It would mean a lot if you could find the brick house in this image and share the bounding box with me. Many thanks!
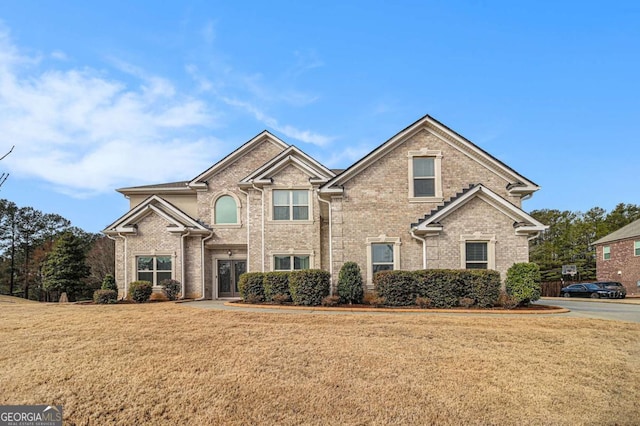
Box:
[104,115,547,299]
[593,219,640,296]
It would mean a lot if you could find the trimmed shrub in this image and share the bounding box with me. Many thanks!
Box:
[272,293,291,304]
[414,270,462,308]
[93,289,117,304]
[459,297,475,308]
[497,292,519,309]
[101,274,118,295]
[505,263,542,306]
[238,272,265,303]
[337,261,364,304]
[160,279,181,301]
[128,281,153,303]
[467,270,502,308]
[289,270,330,306]
[374,271,417,306]
[263,272,290,301]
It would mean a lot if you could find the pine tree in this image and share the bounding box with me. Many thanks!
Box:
[42,232,90,301]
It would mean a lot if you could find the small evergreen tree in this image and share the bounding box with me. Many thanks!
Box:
[41,232,90,301]
[337,261,364,304]
[101,274,118,295]
[505,262,542,306]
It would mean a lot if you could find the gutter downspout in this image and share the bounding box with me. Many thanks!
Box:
[180,230,192,299]
[317,192,333,295]
[106,233,127,300]
[252,183,265,272]
[238,187,250,271]
[196,231,215,300]
[410,229,427,269]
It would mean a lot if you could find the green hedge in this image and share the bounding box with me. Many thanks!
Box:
[238,272,265,303]
[289,270,330,306]
[374,269,501,308]
[128,280,153,303]
[263,272,290,301]
[337,261,364,304]
[505,263,541,306]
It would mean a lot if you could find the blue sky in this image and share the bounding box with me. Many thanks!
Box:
[0,1,638,233]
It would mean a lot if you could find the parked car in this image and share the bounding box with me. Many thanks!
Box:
[594,281,626,299]
[560,283,618,299]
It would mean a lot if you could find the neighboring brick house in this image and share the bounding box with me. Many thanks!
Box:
[593,219,640,296]
[104,115,547,299]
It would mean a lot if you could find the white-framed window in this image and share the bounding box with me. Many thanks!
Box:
[465,242,488,269]
[366,235,401,286]
[459,234,496,270]
[635,241,640,257]
[408,149,443,202]
[136,255,172,285]
[273,189,309,221]
[215,195,238,224]
[603,246,611,260]
[273,255,310,271]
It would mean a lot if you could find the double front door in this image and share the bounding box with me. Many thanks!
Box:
[217,259,246,298]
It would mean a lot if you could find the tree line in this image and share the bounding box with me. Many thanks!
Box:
[0,199,114,301]
[529,203,640,282]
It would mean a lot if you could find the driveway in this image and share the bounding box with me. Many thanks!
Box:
[539,297,640,323]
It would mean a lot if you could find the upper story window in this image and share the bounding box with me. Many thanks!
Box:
[635,241,640,257]
[137,255,172,285]
[215,195,238,224]
[408,149,443,202]
[273,190,309,221]
[603,246,611,260]
[413,158,435,197]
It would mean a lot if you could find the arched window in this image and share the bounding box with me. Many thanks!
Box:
[215,195,238,224]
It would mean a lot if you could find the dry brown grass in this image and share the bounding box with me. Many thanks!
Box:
[1,300,639,425]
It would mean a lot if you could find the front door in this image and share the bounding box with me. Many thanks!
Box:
[217,259,246,298]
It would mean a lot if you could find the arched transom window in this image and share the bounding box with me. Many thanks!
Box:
[215,195,238,224]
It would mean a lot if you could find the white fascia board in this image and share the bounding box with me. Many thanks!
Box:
[189,131,289,187]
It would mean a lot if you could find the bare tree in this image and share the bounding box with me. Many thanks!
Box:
[0,146,14,189]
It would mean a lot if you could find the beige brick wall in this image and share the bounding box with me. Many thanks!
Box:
[332,128,529,285]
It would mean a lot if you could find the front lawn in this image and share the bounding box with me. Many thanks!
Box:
[1,299,639,425]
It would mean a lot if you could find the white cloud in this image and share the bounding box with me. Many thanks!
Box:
[221,96,334,146]
[0,28,218,196]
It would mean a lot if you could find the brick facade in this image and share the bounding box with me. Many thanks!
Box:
[596,239,640,296]
[106,115,544,299]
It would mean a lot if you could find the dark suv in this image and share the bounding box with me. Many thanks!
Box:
[594,282,627,299]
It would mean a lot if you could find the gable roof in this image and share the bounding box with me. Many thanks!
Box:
[103,195,210,235]
[188,130,289,190]
[239,145,336,187]
[320,114,540,196]
[593,218,640,245]
[412,184,547,236]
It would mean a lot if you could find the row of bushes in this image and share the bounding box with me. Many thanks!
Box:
[239,270,332,306]
[93,275,182,304]
[241,262,541,309]
[374,263,540,308]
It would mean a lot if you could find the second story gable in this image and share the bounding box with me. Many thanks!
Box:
[320,114,539,208]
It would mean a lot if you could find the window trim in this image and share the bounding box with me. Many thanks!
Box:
[603,245,611,260]
[408,149,443,203]
[212,191,242,228]
[135,254,174,287]
[634,241,640,257]
[366,235,401,287]
[459,234,496,270]
[269,188,313,223]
